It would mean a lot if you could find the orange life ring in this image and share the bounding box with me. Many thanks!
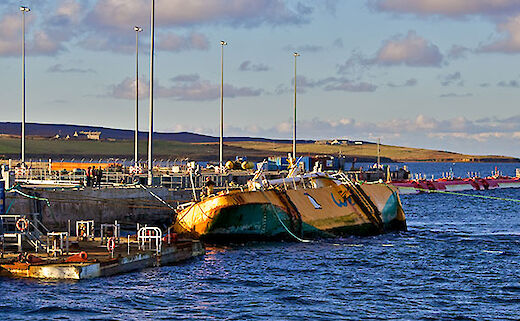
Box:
[16,218,29,232]
[79,251,88,260]
[107,237,116,252]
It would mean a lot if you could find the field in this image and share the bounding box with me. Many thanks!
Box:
[0,136,517,162]
[224,141,517,162]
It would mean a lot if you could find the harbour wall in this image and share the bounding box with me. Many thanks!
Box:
[6,187,195,230]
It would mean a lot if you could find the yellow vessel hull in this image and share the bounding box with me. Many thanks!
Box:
[173,182,406,241]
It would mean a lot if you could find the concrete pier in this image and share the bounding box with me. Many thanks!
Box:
[0,238,204,280]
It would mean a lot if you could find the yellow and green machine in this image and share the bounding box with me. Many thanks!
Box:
[172,172,406,242]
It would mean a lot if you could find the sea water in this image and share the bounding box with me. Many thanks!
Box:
[1,163,519,320]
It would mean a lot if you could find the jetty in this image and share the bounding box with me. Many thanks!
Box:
[0,213,204,280]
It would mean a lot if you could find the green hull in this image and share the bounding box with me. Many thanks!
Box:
[204,202,405,242]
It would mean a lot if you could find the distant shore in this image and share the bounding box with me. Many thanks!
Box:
[0,135,518,163]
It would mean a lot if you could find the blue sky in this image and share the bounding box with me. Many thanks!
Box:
[2,0,520,157]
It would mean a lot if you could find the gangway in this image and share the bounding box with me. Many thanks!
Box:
[0,214,48,253]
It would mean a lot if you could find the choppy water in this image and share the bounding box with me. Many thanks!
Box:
[1,163,520,320]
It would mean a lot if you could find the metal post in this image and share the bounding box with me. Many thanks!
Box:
[134,26,142,167]
[293,52,299,160]
[20,6,30,164]
[377,138,381,168]
[219,41,227,173]
[147,0,155,186]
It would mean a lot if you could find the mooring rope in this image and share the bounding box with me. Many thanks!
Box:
[397,186,520,203]
[139,184,176,211]
[259,189,312,243]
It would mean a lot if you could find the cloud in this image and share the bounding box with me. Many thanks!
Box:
[337,31,443,73]
[375,31,443,67]
[47,64,95,73]
[171,74,200,82]
[369,0,520,18]
[440,72,463,86]
[0,14,67,56]
[108,76,263,101]
[275,76,378,94]
[387,78,418,87]
[439,92,473,98]
[0,1,85,57]
[225,114,520,142]
[322,80,377,92]
[285,38,345,54]
[238,60,269,72]
[497,80,520,87]
[87,0,312,31]
[158,32,209,52]
[447,45,471,60]
[478,15,520,53]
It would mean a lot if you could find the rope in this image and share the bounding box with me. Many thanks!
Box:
[10,188,51,207]
[5,200,14,214]
[398,186,520,203]
[139,184,176,211]
[259,189,311,243]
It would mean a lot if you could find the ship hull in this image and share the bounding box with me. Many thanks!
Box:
[173,182,406,242]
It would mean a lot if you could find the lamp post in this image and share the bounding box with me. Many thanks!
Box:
[147,0,154,186]
[292,52,300,161]
[219,40,227,173]
[20,6,30,164]
[134,26,142,168]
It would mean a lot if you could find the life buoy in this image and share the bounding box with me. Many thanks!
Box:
[107,237,116,252]
[16,218,29,232]
[79,251,88,260]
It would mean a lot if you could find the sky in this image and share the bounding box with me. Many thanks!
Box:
[2,0,520,157]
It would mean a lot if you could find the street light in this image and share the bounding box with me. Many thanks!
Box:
[219,40,227,173]
[148,0,155,186]
[292,52,300,161]
[134,26,143,168]
[20,6,30,164]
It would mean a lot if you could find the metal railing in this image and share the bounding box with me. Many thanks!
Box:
[14,168,235,189]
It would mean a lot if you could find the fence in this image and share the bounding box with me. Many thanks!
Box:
[13,167,235,189]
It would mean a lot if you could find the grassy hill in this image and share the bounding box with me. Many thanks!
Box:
[0,136,517,163]
[224,141,518,162]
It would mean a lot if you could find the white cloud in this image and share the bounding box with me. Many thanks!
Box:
[221,114,520,157]
[375,31,443,67]
[337,31,443,73]
[108,75,263,101]
[370,0,520,17]
[87,0,311,31]
[479,15,520,53]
